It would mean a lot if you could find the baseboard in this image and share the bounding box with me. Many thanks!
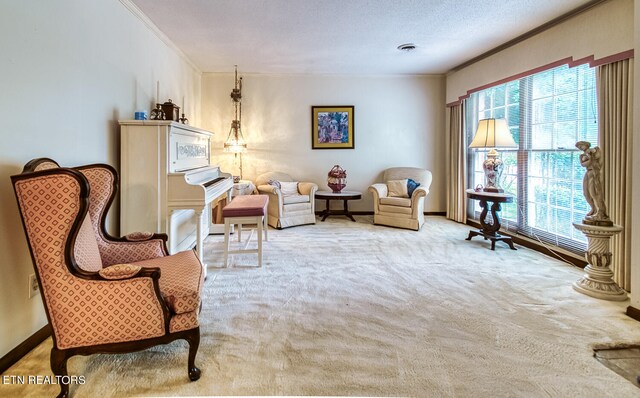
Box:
[0,324,51,374]
[466,220,587,268]
[314,211,447,216]
[315,211,373,216]
[626,306,640,322]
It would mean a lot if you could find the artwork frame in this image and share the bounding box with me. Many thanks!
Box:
[311,106,355,149]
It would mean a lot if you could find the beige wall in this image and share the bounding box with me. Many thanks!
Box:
[0,0,201,357]
[446,0,634,104]
[201,73,446,212]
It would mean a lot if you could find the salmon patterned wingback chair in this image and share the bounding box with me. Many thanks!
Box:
[12,158,204,398]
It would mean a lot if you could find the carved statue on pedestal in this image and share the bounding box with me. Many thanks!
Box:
[572,140,626,301]
[576,141,612,227]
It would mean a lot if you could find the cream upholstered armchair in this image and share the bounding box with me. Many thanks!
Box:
[368,167,433,231]
[255,171,317,229]
[12,158,203,398]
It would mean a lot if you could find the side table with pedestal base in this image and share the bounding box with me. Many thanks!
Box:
[465,188,517,251]
[315,190,362,221]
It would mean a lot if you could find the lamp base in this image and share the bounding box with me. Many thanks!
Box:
[482,149,505,193]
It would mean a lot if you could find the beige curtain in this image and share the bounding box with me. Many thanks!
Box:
[446,102,467,223]
[597,58,634,291]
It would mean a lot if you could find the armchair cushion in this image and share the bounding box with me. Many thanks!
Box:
[283,194,310,205]
[99,263,142,280]
[380,197,412,207]
[124,231,155,241]
[74,213,103,272]
[134,250,203,315]
[407,178,420,197]
[379,204,412,215]
[388,179,409,198]
[280,181,299,196]
[282,202,312,213]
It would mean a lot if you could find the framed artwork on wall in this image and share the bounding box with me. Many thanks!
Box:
[311,106,355,149]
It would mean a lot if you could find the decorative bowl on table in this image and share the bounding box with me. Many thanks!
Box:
[327,165,347,193]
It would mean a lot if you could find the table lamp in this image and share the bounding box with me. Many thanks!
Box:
[469,118,517,192]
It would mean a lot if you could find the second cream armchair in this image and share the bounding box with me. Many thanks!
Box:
[369,167,433,231]
[255,171,318,229]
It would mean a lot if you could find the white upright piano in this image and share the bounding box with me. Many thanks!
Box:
[119,120,232,275]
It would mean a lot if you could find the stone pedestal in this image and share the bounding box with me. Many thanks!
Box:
[572,223,627,301]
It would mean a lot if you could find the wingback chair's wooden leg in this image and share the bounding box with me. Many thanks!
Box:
[185,328,201,381]
[51,347,70,398]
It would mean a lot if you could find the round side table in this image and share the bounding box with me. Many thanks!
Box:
[315,190,362,222]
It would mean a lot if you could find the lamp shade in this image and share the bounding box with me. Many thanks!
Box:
[469,118,517,149]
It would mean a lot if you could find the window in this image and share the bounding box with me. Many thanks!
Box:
[466,63,598,252]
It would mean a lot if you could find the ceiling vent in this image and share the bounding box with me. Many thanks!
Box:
[397,43,417,52]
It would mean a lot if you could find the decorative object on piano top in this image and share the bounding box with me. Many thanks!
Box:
[161,99,181,122]
[180,96,189,124]
[224,65,248,179]
[150,103,165,120]
[327,164,347,193]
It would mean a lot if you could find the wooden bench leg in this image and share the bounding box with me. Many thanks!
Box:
[264,212,268,241]
[223,219,231,268]
[222,214,266,268]
[258,216,263,267]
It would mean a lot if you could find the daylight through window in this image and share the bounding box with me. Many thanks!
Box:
[465,63,598,253]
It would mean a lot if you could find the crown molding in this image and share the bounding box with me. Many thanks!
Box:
[119,0,201,74]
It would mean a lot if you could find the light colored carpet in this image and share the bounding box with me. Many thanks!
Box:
[3,216,640,397]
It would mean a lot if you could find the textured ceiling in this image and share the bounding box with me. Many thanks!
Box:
[131,0,593,75]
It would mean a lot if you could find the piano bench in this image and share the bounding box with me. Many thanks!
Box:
[222,195,269,267]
